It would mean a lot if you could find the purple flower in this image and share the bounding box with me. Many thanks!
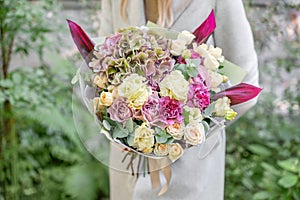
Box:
[187,81,210,111]
[107,97,133,122]
[141,93,166,128]
[159,96,183,125]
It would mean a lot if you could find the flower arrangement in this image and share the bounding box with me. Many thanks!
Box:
[68,10,262,163]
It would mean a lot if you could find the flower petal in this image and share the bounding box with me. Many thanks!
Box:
[192,10,216,45]
[213,83,262,105]
[67,19,95,64]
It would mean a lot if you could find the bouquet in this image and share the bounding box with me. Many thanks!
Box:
[68,10,261,163]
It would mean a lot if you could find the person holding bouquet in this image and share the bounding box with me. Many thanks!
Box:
[96,0,259,199]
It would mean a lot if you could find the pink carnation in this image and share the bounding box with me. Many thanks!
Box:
[187,81,210,111]
[159,96,183,125]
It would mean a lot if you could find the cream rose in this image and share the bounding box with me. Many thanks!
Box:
[170,39,187,56]
[178,30,195,45]
[93,73,107,89]
[214,96,231,116]
[154,143,169,156]
[133,124,155,152]
[168,143,184,162]
[184,122,206,145]
[166,122,184,140]
[99,91,113,106]
[159,70,189,101]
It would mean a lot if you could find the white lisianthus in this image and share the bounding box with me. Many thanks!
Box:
[133,124,155,152]
[178,30,195,45]
[159,70,189,101]
[118,74,151,109]
[184,106,203,122]
[208,70,223,89]
[170,39,187,56]
[214,96,232,116]
[184,122,206,145]
[193,43,209,57]
[204,54,220,71]
[168,143,184,162]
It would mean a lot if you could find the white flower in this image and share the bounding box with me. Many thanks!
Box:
[178,30,195,45]
[170,39,187,56]
[133,124,155,152]
[183,106,203,122]
[193,43,209,57]
[168,143,184,162]
[153,143,169,156]
[214,96,231,116]
[184,122,206,145]
[208,70,223,89]
[166,122,185,140]
[204,54,220,71]
[159,70,189,101]
[99,91,113,106]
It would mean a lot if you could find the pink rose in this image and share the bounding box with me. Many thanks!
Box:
[107,97,133,122]
[186,81,210,111]
[159,96,183,125]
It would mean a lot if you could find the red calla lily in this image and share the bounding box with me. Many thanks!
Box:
[193,10,216,44]
[67,19,95,64]
[213,83,262,105]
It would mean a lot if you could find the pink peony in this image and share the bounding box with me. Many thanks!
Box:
[159,96,183,125]
[187,81,210,111]
[107,97,133,122]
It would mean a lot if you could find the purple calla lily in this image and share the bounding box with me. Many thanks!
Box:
[67,19,95,64]
[193,10,216,45]
[213,83,262,105]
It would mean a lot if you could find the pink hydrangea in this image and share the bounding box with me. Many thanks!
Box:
[187,81,210,111]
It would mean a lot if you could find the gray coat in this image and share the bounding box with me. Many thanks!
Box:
[99,0,259,199]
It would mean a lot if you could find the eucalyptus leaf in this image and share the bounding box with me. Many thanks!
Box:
[102,120,111,131]
[125,118,134,133]
[112,126,129,138]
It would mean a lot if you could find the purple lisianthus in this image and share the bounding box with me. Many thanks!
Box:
[107,97,133,122]
[159,96,183,125]
[141,93,167,128]
[186,81,210,111]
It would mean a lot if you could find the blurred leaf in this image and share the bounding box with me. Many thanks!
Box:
[277,158,300,173]
[248,144,272,157]
[278,173,298,188]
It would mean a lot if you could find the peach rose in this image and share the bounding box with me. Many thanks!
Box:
[168,143,183,162]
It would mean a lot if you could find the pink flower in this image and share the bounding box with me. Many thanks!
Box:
[107,97,133,122]
[187,81,210,111]
[141,93,167,128]
[159,96,183,125]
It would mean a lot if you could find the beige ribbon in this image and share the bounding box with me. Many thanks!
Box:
[148,158,172,196]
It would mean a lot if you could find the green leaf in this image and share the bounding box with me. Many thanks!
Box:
[102,120,111,130]
[278,173,298,188]
[248,144,272,157]
[186,66,199,77]
[253,191,272,200]
[203,102,216,116]
[127,133,135,146]
[183,109,190,125]
[125,118,134,133]
[112,126,129,138]
[277,158,300,173]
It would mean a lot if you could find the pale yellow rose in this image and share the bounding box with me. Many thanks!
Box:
[166,122,184,140]
[178,30,195,45]
[133,124,155,152]
[170,39,187,56]
[93,73,107,89]
[168,143,184,162]
[153,143,169,156]
[184,122,206,145]
[183,106,203,122]
[214,96,231,116]
[127,87,152,109]
[159,70,189,101]
[99,91,113,106]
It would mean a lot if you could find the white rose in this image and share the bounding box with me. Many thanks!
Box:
[99,91,113,106]
[168,143,184,162]
[154,143,169,156]
[178,30,195,45]
[184,122,206,145]
[166,122,185,140]
[214,96,231,116]
[170,39,187,56]
[204,54,220,71]
[159,70,189,101]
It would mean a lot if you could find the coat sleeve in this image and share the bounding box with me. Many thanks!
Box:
[214,0,259,119]
[98,0,114,36]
